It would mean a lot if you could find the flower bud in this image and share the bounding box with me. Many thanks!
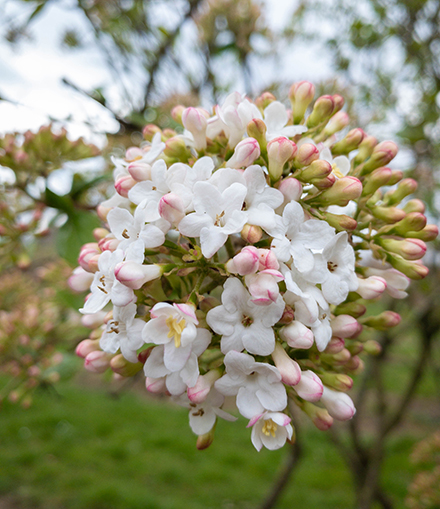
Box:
[226,246,259,275]
[171,105,185,124]
[310,173,337,190]
[182,107,209,150]
[246,270,283,305]
[312,176,362,207]
[404,224,438,241]
[98,235,120,252]
[145,376,167,393]
[115,175,137,198]
[158,193,185,225]
[333,302,366,318]
[256,248,279,270]
[247,119,267,151]
[384,178,418,206]
[363,340,382,355]
[241,224,263,243]
[68,267,94,292]
[379,238,427,260]
[78,243,101,272]
[370,205,406,223]
[76,339,101,358]
[110,354,143,377]
[388,169,404,185]
[323,111,350,136]
[298,159,332,182]
[319,211,357,231]
[294,370,323,402]
[331,128,366,155]
[279,321,314,349]
[331,315,362,339]
[289,81,315,123]
[302,402,334,431]
[320,387,356,421]
[360,310,401,330]
[346,342,363,356]
[306,95,335,128]
[81,311,106,329]
[125,147,143,162]
[196,428,216,450]
[354,135,378,165]
[278,305,295,324]
[162,128,177,139]
[361,141,398,174]
[277,177,302,203]
[324,337,345,354]
[227,137,260,168]
[356,276,387,299]
[93,228,109,241]
[137,346,154,364]
[164,136,190,160]
[332,94,345,113]
[187,370,222,404]
[143,124,161,142]
[386,255,429,280]
[294,143,319,167]
[361,167,393,196]
[402,199,425,214]
[271,343,301,386]
[114,261,163,289]
[267,137,297,181]
[84,350,113,373]
[320,373,353,392]
[322,348,351,365]
[255,91,276,110]
[388,212,427,235]
[128,161,152,181]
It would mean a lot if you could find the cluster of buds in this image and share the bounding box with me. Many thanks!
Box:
[70,82,437,451]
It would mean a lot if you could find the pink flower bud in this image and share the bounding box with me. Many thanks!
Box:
[361,167,393,196]
[306,95,335,128]
[320,211,357,231]
[84,350,113,373]
[370,205,406,223]
[289,81,315,123]
[81,311,106,329]
[158,193,185,225]
[407,223,438,242]
[294,143,320,167]
[87,254,100,273]
[227,246,259,275]
[310,173,336,190]
[379,238,427,260]
[362,141,399,174]
[363,340,382,355]
[331,315,362,339]
[360,310,401,330]
[127,161,152,181]
[146,376,167,393]
[171,105,185,124]
[299,159,333,182]
[114,261,163,289]
[320,373,353,392]
[182,107,209,150]
[164,136,189,159]
[115,175,137,197]
[324,337,345,354]
[256,249,279,270]
[187,370,222,404]
[267,137,297,181]
[294,370,323,402]
[321,387,356,421]
[246,270,283,305]
[98,235,120,252]
[391,212,427,235]
[125,147,143,162]
[271,343,301,386]
[255,91,276,110]
[403,199,425,214]
[227,137,261,168]
[332,128,366,155]
[76,339,101,358]
[279,321,314,349]
[332,94,345,113]
[68,267,94,292]
[78,243,101,272]
[323,111,350,136]
[110,354,143,377]
[277,177,303,203]
[388,256,429,280]
[143,124,161,142]
[384,178,418,206]
[356,276,387,300]
[315,176,362,207]
[247,118,267,149]
[241,224,263,243]
[93,228,109,241]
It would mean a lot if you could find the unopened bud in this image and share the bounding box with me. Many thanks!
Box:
[334,302,366,318]
[300,401,333,431]
[323,111,350,136]
[289,81,315,123]
[125,147,143,162]
[346,342,363,356]
[379,238,426,261]
[360,310,401,330]
[389,212,427,235]
[354,135,378,165]
[84,350,113,373]
[386,255,429,280]
[271,343,301,386]
[115,175,137,198]
[196,427,216,450]
[345,355,362,372]
[143,124,161,142]
[78,243,101,272]
[312,176,362,207]
[158,193,185,225]
[298,159,332,182]
[162,128,177,139]
[277,177,302,203]
[324,337,345,354]
[114,261,163,289]
[267,137,297,181]
[241,224,263,243]
[110,354,143,377]
[404,224,438,241]
[384,178,418,206]
[171,105,185,124]
[68,267,94,292]
[331,315,362,339]
[319,211,357,231]
[363,340,382,355]
[388,169,404,185]
[310,173,336,189]
[294,143,320,167]
[278,305,295,325]
[182,107,209,150]
[356,276,387,299]
[320,373,353,392]
[98,235,120,252]
[402,199,425,214]
[361,141,398,174]
[294,370,323,402]
[332,128,366,155]
[226,246,259,275]
[145,376,167,393]
[128,161,152,181]
[188,370,222,404]
[164,136,190,160]
[306,95,335,128]
[279,321,314,349]
[255,91,276,110]
[370,205,406,223]
[76,339,101,358]
[361,167,393,196]
[227,137,260,168]
[81,312,106,329]
[321,387,356,421]
[247,118,267,151]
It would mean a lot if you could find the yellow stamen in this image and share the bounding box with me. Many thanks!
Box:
[166,315,186,348]
[262,419,278,437]
[331,163,344,179]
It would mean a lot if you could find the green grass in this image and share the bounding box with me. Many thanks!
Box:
[0,376,425,509]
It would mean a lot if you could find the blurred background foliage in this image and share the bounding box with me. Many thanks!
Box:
[0,0,439,508]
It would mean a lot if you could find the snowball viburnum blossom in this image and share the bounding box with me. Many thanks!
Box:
[72,81,435,451]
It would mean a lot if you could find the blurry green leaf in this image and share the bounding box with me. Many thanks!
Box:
[45,188,75,214]
[70,174,110,200]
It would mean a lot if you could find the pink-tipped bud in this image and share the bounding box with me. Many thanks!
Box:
[310,173,336,190]
[332,94,345,113]
[98,235,120,252]
[379,238,427,261]
[289,81,315,123]
[402,199,425,214]
[387,256,429,280]
[267,137,297,181]
[294,370,323,402]
[226,246,259,275]
[362,141,399,174]
[125,147,143,162]
[280,321,314,349]
[164,136,189,160]
[78,243,101,272]
[145,376,167,393]
[294,143,319,167]
[320,373,353,392]
[332,128,366,155]
[306,95,335,128]
[321,387,356,421]
[246,270,283,305]
[361,310,401,330]
[76,339,101,358]
[84,350,113,373]
[298,159,332,182]
[271,343,301,386]
[323,111,350,136]
[182,107,209,150]
[162,128,177,139]
[143,124,161,142]
[127,161,152,182]
[171,105,185,124]
[81,312,106,329]
[110,354,143,377]
[93,228,109,242]
[227,137,260,168]
[158,193,185,225]
[390,212,427,235]
[331,315,362,339]
[314,176,362,207]
[364,340,382,355]
[361,167,393,196]
[114,261,162,289]
[196,428,215,450]
[334,302,367,318]
[320,211,357,232]
[256,248,279,271]
[115,175,137,198]
[247,118,267,150]
[405,224,438,241]
[277,177,303,203]
[370,205,406,223]
[324,337,345,354]
[241,224,263,243]
[354,135,378,165]
[187,370,222,404]
[255,91,276,110]
[68,267,94,292]
[356,276,387,300]
[384,178,418,206]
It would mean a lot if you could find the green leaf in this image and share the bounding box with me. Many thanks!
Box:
[56,210,101,266]
[45,188,75,214]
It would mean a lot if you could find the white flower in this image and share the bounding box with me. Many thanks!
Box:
[206,277,284,355]
[215,350,287,419]
[248,411,293,451]
[178,182,247,258]
[99,302,145,363]
[263,101,307,141]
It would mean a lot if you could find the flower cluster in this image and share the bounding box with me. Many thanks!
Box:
[71,82,437,451]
